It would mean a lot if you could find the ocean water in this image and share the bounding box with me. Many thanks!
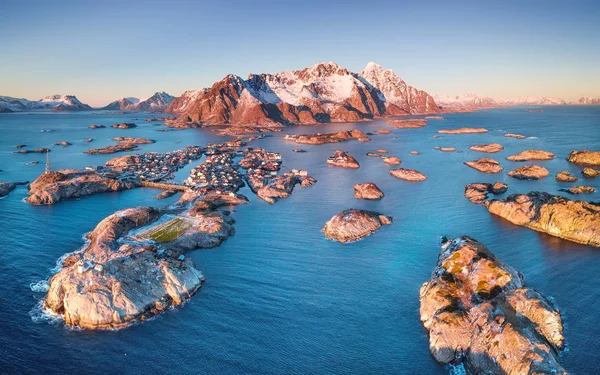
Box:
[0,107,599,374]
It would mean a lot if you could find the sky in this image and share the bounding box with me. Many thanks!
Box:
[0,0,599,107]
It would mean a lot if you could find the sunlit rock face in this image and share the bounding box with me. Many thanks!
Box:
[485,192,600,247]
[420,236,566,375]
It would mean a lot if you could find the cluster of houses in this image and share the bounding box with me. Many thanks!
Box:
[184,152,243,192]
[105,146,204,182]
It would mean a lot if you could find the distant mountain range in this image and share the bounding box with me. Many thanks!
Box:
[165,61,440,126]
[0,94,92,112]
[1,63,598,118]
[100,92,175,112]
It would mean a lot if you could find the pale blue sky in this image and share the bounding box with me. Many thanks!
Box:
[1,0,598,106]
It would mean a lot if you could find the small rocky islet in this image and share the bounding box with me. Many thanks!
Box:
[420,236,566,374]
[353,182,384,200]
[322,209,392,243]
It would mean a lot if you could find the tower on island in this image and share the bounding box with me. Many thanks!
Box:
[45,150,51,174]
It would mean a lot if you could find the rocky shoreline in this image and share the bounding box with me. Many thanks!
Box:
[485,192,600,247]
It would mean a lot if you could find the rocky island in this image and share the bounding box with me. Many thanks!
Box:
[387,119,427,128]
[353,182,384,200]
[485,192,600,247]
[0,181,28,198]
[85,137,155,155]
[504,133,527,139]
[327,150,360,169]
[322,209,392,243]
[26,169,140,205]
[506,149,555,161]
[111,122,137,129]
[389,168,427,181]
[464,158,504,174]
[283,129,369,145]
[556,170,578,182]
[560,185,595,194]
[420,236,566,374]
[508,165,549,180]
[468,143,504,153]
[567,150,600,166]
[438,127,488,134]
[583,167,600,178]
[464,182,507,204]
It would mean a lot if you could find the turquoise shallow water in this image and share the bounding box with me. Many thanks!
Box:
[0,107,599,374]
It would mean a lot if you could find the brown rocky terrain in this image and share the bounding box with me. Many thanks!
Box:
[506,150,555,161]
[0,181,28,197]
[327,150,360,169]
[420,236,566,374]
[583,167,600,178]
[388,119,427,128]
[353,182,384,200]
[464,158,503,174]
[469,143,504,153]
[508,165,549,180]
[55,141,72,146]
[560,185,595,194]
[89,124,106,129]
[438,127,488,134]
[567,150,600,166]
[44,206,210,329]
[485,192,600,247]
[13,148,50,154]
[504,133,527,139]
[111,122,137,129]
[26,169,139,205]
[85,137,155,155]
[464,182,507,204]
[284,130,369,145]
[322,209,392,243]
[555,171,578,182]
[382,156,401,165]
[436,147,456,152]
[389,168,427,181]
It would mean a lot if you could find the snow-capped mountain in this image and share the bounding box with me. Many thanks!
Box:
[433,93,499,112]
[0,94,92,112]
[166,61,441,126]
[570,97,600,105]
[100,92,174,111]
[167,89,208,113]
[500,96,566,106]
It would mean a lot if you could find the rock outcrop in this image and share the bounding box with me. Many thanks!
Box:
[555,171,578,182]
[354,182,384,200]
[438,128,488,134]
[389,168,427,181]
[327,150,360,169]
[26,169,139,205]
[44,207,205,329]
[387,119,427,128]
[567,150,600,166]
[560,185,595,195]
[464,182,507,204]
[504,133,527,139]
[85,137,155,155]
[111,122,137,129]
[284,130,369,145]
[420,236,566,375]
[506,150,555,162]
[322,209,392,243]
[469,143,504,153]
[382,156,401,165]
[464,158,503,174]
[508,165,549,180]
[485,192,600,247]
[0,181,28,197]
[583,167,600,178]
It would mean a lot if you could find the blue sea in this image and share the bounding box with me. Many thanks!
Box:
[0,107,599,374]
